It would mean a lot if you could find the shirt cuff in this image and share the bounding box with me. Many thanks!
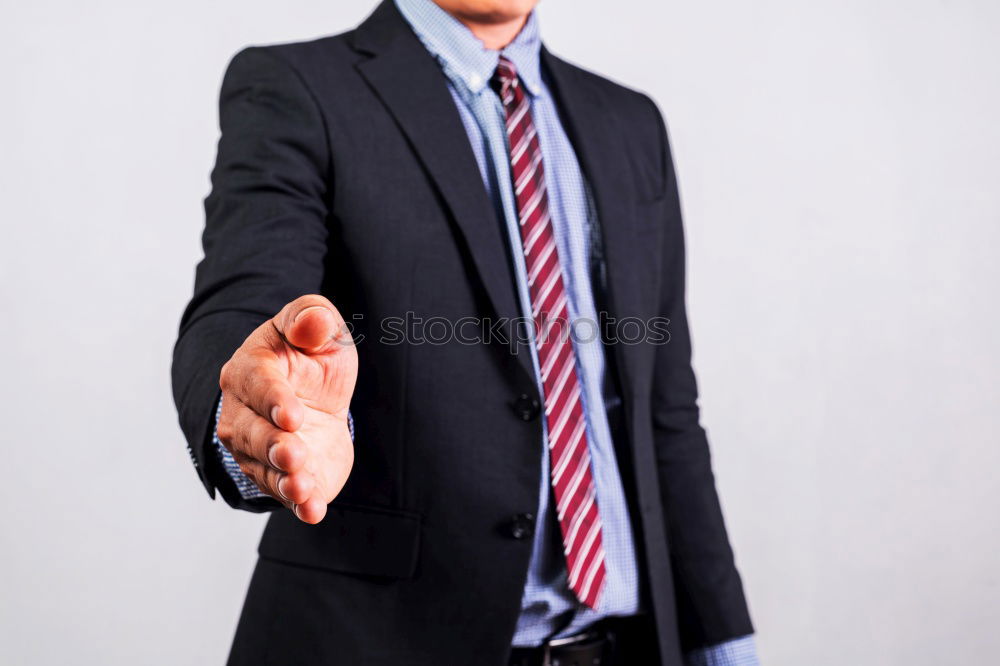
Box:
[686,635,759,666]
[214,396,267,500]
[211,396,357,501]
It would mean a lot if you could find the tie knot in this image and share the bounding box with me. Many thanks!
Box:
[491,56,519,103]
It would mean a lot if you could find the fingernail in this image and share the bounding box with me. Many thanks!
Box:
[294,305,327,323]
[277,476,289,501]
[270,405,280,425]
[267,443,280,468]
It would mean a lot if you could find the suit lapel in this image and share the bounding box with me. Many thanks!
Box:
[352,2,529,374]
[541,49,645,395]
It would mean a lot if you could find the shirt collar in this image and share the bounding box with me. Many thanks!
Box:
[394,0,543,98]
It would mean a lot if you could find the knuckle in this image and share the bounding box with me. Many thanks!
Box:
[219,361,231,390]
[220,355,248,392]
[216,420,233,445]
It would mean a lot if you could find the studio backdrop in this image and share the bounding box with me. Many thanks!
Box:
[1,1,998,664]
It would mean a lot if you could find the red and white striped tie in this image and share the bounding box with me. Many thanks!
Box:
[492,56,606,609]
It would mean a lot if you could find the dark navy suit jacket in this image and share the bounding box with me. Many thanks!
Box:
[171,2,753,663]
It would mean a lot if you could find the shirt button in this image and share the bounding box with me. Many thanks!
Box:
[512,394,541,421]
[468,73,482,88]
[505,513,536,540]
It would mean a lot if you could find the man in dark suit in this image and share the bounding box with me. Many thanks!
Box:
[172,0,758,663]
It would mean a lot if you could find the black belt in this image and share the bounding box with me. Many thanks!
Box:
[508,630,608,666]
[507,615,656,666]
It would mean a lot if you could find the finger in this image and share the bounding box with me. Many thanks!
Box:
[293,496,328,525]
[236,459,315,506]
[223,356,304,432]
[226,401,307,473]
[273,294,353,355]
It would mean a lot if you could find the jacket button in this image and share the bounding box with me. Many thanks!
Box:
[512,394,541,421]
[506,513,535,540]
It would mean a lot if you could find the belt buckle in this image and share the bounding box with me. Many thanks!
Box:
[543,630,599,666]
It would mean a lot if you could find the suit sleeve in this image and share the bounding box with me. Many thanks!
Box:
[643,96,754,649]
[171,46,330,511]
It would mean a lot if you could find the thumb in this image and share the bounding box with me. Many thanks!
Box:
[274,295,353,355]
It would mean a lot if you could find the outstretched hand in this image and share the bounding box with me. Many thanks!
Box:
[217,295,358,524]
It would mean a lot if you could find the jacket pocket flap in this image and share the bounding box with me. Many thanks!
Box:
[258,502,422,579]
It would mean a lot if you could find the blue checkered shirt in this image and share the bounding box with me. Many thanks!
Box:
[215,0,757,661]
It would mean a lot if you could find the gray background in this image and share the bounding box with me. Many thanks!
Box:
[2,1,998,664]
